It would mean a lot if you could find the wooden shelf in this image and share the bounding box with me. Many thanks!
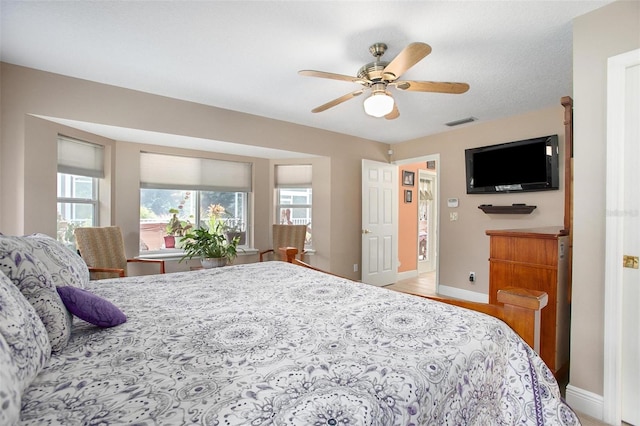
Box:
[478,204,537,214]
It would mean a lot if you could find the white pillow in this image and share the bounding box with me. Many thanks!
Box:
[0,270,51,425]
[0,235,72,352]
[0,332,22,426]
[25,233,89,289]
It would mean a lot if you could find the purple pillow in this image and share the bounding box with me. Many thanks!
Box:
[56,287,126,328]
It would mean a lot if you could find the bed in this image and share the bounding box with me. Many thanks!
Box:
[1,235,579,425]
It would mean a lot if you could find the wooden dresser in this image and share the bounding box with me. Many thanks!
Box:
[486,227,570,375]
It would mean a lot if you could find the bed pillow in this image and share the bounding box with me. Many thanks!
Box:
[0,235,73,352]
[0,269,51,383]
[57,286,127,328]
[0,270,51,425]
[25,233,90,289]
[0,333,21,426]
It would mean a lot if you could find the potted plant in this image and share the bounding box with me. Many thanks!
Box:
[205,203,246,246]
[164,208,192,248]
[179,222,241,268]
[224,218,246,246]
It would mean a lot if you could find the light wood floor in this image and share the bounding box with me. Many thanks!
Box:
[384,271,611,426]
[385,270,437,297]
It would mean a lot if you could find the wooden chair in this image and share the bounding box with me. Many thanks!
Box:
[75,226,166,280]
[259,224,307,262]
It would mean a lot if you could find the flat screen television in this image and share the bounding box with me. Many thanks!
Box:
[465,134,559,194]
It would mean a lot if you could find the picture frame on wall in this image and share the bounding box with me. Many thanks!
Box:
[402,170,415,186]
[404,190,413,203]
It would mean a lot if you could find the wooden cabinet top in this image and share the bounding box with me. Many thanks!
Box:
[485,226,568,239]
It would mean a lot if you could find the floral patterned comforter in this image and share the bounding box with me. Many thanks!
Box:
[20,262,579,425]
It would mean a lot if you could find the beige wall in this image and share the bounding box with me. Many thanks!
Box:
[0,63,388,279]
[393,106,566,295]
[0,61,569,285]
[571,0,640,399]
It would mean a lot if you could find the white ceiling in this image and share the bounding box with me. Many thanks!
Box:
[1,0,611,150]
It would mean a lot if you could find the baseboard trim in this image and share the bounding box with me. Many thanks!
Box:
[437,285,489,303]
[565,384,604,421]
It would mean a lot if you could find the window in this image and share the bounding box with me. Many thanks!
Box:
[275,165,312,247]
[56,137,104,249]
[139,153,252,252]
[140,189,248,251]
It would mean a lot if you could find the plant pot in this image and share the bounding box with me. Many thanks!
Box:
[164,235,175,249]
[174,236,184,249]
[201,257,227,269]
[226,231,246,246]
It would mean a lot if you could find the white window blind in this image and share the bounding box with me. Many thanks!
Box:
[275,164,312,188]
[140,152,252,192]
[57,136,105,178]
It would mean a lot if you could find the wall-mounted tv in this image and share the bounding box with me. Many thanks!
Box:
[465,134,559,194]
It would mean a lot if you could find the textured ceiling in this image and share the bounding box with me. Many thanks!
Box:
[1,1,612,148]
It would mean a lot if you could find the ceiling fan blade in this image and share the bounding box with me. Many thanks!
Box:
[385,103,400,120]
[311,89,365,113]
[382,42,432,81]
[299,70,367,85]
[395,80,470,94]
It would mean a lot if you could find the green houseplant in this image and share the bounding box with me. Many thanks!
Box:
[224,218,246,246]
[164,208,193,249]
[165,208,193,236]
[179,223,240,268]
[205,204,246,245]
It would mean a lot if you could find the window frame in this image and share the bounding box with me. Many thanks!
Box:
[276,187,312,248]
[56,135,105,247]
[56,172,100,248]
[139,188,251,253]
[139,152,254,254]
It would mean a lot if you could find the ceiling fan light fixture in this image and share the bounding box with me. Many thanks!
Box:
[301,41,467,119]
[364,92,394,118]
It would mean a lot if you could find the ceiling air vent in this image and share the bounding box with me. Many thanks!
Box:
[445,116,477,127]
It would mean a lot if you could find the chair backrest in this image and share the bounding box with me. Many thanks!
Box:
[75,226,128,279]
[271,224,307,261]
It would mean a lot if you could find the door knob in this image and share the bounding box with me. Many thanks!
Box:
[362,229,372,234]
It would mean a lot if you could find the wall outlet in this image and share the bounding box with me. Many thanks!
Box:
[469,272,475,283]
[353,263,359,272]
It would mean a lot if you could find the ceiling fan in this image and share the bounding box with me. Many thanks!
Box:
[299,42,469,120]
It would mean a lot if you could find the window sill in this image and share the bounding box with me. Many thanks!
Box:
[138,247,259,260]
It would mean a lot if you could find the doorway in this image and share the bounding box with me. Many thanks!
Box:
[417,169,437,275]
[395,154,439,290]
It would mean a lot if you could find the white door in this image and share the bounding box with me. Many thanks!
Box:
[620,58,640,426]
[603,48,640,425]
[361,159,397,286]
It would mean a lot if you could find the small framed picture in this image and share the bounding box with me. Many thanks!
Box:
[402,170,415,187]
[404,190,413,203]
